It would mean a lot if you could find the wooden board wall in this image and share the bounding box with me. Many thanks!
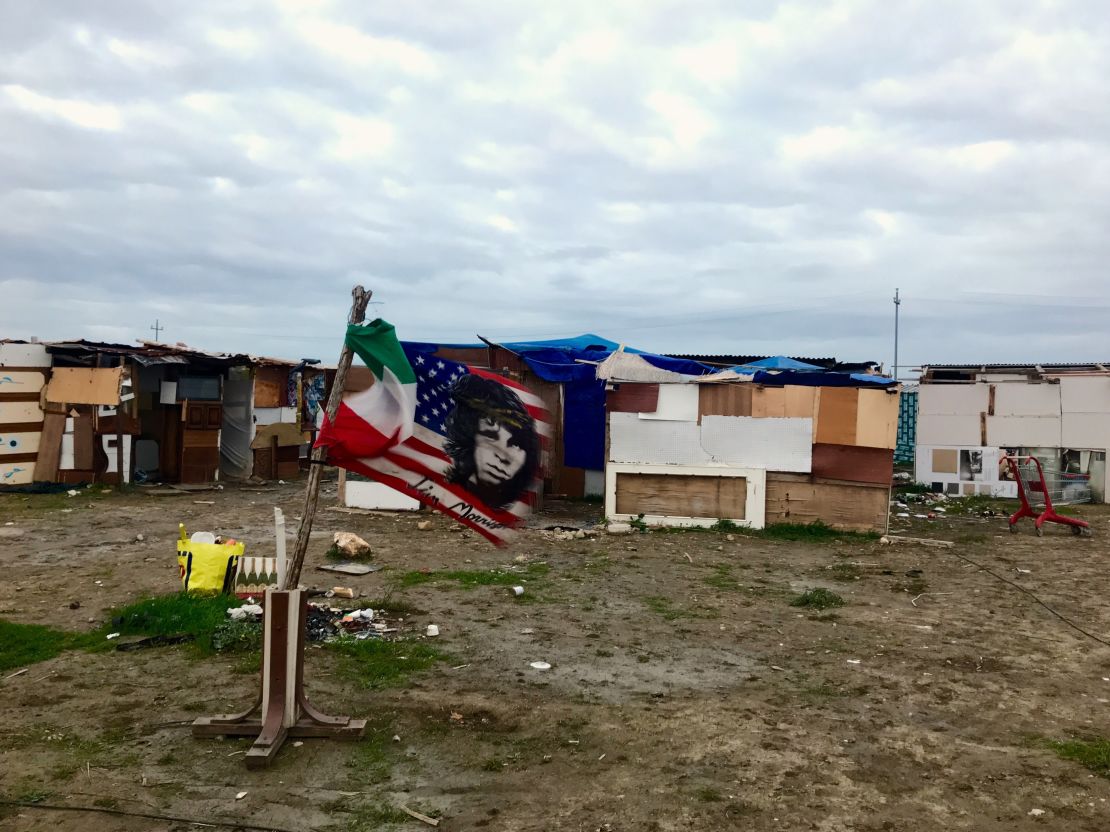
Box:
[698,384,752,418]
[615,472,747,519]
[815,387,858,445]
[608,383,660,414]
[855,389,899,449]
[765,472,888,532]
[811,443,894,485]
[254,366,287,408]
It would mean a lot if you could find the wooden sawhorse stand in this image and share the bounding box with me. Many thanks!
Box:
[191,589,366,768]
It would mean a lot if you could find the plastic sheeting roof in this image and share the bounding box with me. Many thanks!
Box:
[730,355,823,372]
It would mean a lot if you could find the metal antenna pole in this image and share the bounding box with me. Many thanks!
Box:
[893,288,901,381]
[151,319,163,341]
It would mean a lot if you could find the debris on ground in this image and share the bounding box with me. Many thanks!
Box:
[417,520,433,530]
[318,562,381,576]
[332,531,372,558]
[116,633,195,652]
[329,586,357,599]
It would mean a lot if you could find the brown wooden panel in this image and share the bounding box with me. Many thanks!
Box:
[434,346,489,366]
[73,411,95,470]
[185,403,205,429]
[616,473,746,520]
[182,429,220,448]
[811,444,894,485]
[783,386,818,418]
[751,386,786,418]
[608,383,660,414]
[59,469,95,484]
[95,411,141,436]
[254,366,287,408]
[34,408,66,482]
[766,473,887,532]
[181,447,219,483]
[205,404,223,429]
[0,392,41,403]
[697,384,751,418]
[815,387,858,445]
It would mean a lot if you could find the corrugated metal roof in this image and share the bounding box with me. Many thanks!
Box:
[920,362,1110,371]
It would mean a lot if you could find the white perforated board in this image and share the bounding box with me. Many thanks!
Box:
[700,416,812,472]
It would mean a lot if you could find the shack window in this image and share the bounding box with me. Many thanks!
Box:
[177,376,221,401]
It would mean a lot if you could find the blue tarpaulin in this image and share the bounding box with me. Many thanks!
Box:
[731,355,823,372]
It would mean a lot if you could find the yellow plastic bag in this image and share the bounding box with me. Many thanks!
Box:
[177,524,245,594]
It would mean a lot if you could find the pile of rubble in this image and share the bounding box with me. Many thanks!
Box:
[224,599,408,643]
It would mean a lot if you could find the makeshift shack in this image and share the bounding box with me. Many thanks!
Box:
[249,358,330,480]
[600,351,900,532]
[0,341,53,486]
[914,362,1110,502]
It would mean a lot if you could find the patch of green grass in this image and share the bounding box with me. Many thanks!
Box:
[695,786,723,802]
[110,592,236,654]
[704,564,741,591]
[789,588,846,610]
[344,720,396,784]
[1047,737,1110,777]
[643,596,717,621]
[13,788,51,804]
[328,637,445,689]
[0,620,102,674]
[398,563,549,589]
[829,562,862,582]
[756,521,879,543]
[337,802,412,830]
[481,757,505,772]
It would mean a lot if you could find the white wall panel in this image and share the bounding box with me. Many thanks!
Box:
[916,413,983,446]
[609,412,708,464]
[700,416,812,472]
[993,383,1060,417]
[638,383,699,421]
[0,343,50,367]
[1060,377,1110,415]
[0,461,34,484]
[919,384,989,416]
[1061,414,1110,449]
[986,416,1061,447]
[0,431,40,456]
[345,480,421,511]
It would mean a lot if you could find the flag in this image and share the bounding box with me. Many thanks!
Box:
[316,320,550,545]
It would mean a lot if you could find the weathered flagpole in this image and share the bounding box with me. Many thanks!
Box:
[283,285,371,589]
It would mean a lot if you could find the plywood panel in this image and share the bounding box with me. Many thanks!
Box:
[609,412,707,464]
[608,383,660,414]
[616,472,747,519]
[811,444,893,485]
[35,410,65,481]
[0,343,50,367]
[919,384,990,415]
[73,412,95,470]
[0,400,44,425]
[700,416,813,472]
[0,371,46,392]
[931,448,958,474]
[855,389,900,449]
[698,384,752,418]
[639,384,698,421]
[254,366,287,408]
[1061,413,1110,449]
[783,386,818,419]
[993,382,1061,417]
[765,473,887,532]
[44,367,123,406]
[183,429,220,448]
[1060,377,1110,414]
[0,461,34,485]
[0,431,41,456]
[815,387,858,445]
[986,415,1061,447]
[916,413,984,446]
[751,386,787,418]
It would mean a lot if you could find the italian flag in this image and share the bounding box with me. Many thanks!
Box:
[315,320,417,462]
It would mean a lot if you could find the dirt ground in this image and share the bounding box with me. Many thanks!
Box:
[2,480,1110,831]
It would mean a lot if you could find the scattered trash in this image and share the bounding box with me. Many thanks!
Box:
[135,533,145,542]
[846,659,861,665]
[512,585,525,597]
[896,512,910,518]
[193,500,216,505]
[884,536,954,549]
[426,624,440,637]
[1016,567,1031,574]
[520,628,535,635]
[332,532,372,558]
[3,668,29,681]
[318,562,380,576]
[190,531,217,544]
[227,603,264,621]
[1028,808,1045,817]
[106,632,120,640]
[293,741,303,748]
[417,520,432,531]
[530,661,551,670]
[236,791,247,800]
[392,734,401,742]
[330,586,356,599]
[67,489,78,497]
[606,522,632,535]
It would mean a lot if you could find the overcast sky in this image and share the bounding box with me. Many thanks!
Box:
[2,0,1108,375]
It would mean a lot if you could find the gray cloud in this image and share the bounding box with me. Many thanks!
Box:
[2,0,1108,374]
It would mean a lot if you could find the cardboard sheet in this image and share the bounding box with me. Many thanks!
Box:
[815,387,858,445]
[251,422,307,449]
[609,412,707,464]
[700,415,813,472]
[639,383,699,422]
[855,389,899,449]
[931,448,958,474]
[45,367,123,406]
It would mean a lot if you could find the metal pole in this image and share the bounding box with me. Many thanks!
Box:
[893,288,901,381]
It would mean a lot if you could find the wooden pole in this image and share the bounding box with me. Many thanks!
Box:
[283,285,371,588]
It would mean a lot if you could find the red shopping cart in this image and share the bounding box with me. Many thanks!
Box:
[1004,455,1091,536]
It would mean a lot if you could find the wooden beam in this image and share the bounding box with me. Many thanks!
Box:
[283,286,372,589]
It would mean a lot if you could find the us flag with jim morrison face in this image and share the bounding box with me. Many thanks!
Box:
[315,320,550,545]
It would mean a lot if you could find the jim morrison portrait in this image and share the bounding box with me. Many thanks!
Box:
[443,374,540,511]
